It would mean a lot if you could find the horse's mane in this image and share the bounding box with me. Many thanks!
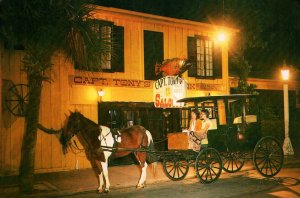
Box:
[73,112,98,127]
[66,111,102,140]
[72,112,102,142]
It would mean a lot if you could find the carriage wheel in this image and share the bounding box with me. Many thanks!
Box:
[163,157,189,181]
[222,151,245,173]
[253,136,284,178]
[5,84,30,117]
[195,148,222,184]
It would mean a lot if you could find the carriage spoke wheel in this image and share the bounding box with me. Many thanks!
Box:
[5,84,30,117]
[163,157,189,181]
[222,151,245,173]
[195,148,222,184]
[253,136,284,178]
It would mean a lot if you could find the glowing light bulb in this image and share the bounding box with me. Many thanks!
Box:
[217,32,227,42]
[281,69,290,81]
[98,89,105,97]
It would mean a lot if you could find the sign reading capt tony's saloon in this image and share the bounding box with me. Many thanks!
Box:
[154,76,187,108]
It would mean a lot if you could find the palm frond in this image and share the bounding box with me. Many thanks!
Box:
[0,0,109,74]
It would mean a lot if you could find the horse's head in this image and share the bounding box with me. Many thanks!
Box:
[60,111,83,154]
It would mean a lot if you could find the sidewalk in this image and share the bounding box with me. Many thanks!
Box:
[1,154,300,198]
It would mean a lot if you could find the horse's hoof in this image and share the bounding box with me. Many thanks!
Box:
[97,187,109,194]
[136,184,145,189]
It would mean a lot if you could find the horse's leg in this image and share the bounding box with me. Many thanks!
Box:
[100,151,111,193]
[94,160,105,193]
[135,152,148,188]
[99,172,104,192]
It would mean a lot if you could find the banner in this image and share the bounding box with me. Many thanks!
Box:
[68,75,223,91]
[153,76,187,108]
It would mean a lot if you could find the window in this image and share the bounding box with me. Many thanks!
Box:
[98,102,181,141]
[99,25,112,70]
[197,38,213,76]
[75,20,124,72]
[144,30,164,80]
[188,36,222,78]
[180,109,190,129]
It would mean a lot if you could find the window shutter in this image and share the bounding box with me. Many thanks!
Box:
[213,42,222,78]
[144,30,164,80]
[187,36,197,77]
[112,25,124,72]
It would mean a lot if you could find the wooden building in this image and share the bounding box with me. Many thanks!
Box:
[0,5,263,175]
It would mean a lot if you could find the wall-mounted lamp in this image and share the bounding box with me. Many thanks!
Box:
[98,89,104,102]
[98,89,105,97]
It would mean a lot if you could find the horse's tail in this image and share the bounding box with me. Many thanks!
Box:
[145,130,158,177]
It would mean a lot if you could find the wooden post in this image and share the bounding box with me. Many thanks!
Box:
[0,41,3,129]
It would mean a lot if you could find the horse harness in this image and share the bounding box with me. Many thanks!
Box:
[98,126,121,154]
[98,126,148,155]
[71,126,148,156]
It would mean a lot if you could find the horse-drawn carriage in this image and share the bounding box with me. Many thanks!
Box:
[61,94,284,193]
[161,94,284,183]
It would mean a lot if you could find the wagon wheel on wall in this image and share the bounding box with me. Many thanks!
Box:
[195,148,222,184]
[253,136,284,178]
[222,151,245,173]
[162,156,190,181]
[5,84,30,117]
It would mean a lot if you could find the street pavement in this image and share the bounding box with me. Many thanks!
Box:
[61,167,300,198]
[0,152,300,198]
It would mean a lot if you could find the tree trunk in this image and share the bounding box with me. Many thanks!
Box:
[19,75,43,193]
[0,42,3,129]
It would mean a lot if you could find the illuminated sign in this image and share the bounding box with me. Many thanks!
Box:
[153,76,187,108]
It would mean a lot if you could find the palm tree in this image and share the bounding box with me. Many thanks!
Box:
[0,0,109,193]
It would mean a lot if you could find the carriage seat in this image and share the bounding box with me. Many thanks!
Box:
[233,115,257,124]
[208,119,217,130]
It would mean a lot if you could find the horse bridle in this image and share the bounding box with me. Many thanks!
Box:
[65,114,85,153]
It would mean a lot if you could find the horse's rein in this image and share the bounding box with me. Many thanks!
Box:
[68,139,84,154]
[67,123,84,154]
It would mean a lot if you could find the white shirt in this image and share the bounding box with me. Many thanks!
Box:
[201,119,211,144]
[190,120,196,131]
[201,119,212,130]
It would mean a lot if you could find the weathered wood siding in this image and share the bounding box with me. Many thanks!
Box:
[0,6,233,175]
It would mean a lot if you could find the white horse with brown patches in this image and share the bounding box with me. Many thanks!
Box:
[60,111,157,193]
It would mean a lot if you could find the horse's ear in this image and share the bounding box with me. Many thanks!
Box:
[68,110,73,114]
